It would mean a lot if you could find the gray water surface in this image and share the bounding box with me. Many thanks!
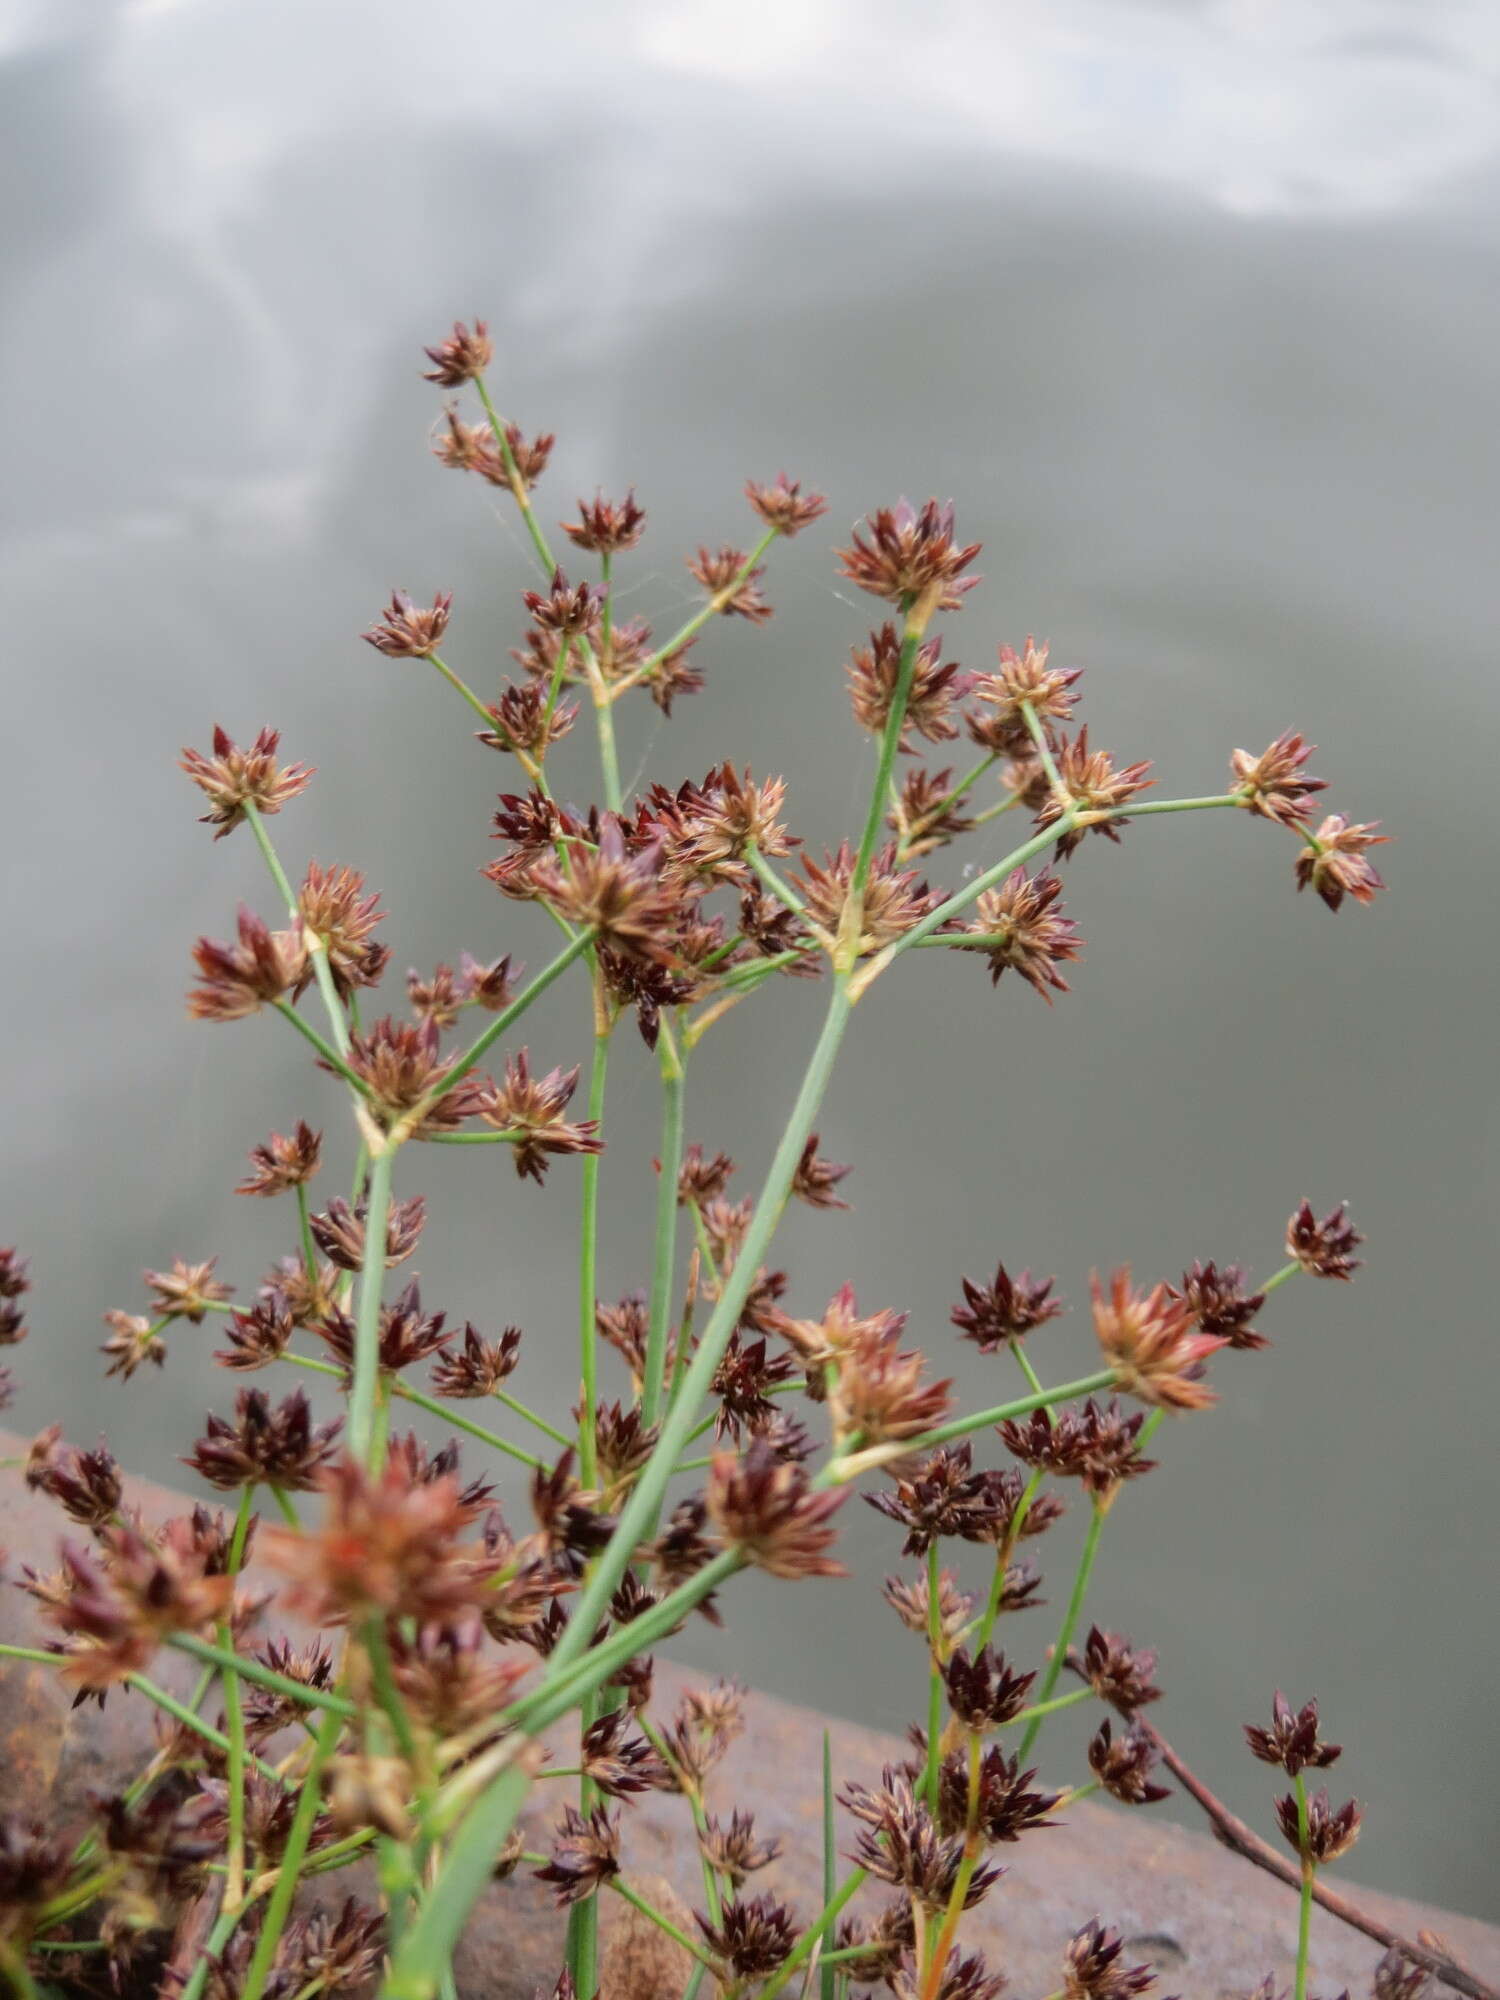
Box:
[2,0,1498,1922]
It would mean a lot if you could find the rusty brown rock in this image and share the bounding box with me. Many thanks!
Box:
[3,1435,1497,1999]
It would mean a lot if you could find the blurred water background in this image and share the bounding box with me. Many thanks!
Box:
[2,0,1498,1919]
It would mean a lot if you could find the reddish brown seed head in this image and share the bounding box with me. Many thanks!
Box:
[180,725,314,839]
[745,474,827,537]
[836,499,982,613]
[420,319,493,386]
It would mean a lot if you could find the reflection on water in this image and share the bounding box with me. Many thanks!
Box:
[2,0,1498,1920]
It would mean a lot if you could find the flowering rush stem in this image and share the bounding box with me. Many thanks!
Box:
[1018,1496,1108,1761]
[239,1705,346,2000]
[576,1023,611,1489]
[1294,1772,1314,2000]
[400,926,597,1130]
[243,800,351,1059]
[642,1019,686,1431]
[348,1145,395,1466]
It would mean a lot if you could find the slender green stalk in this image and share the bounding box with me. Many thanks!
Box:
[381,1763,533,2000]
[616,526,779,691]
[1019,700,1063,793]
[541,635,574,731]
[240,1706,346,2000]
[506,1550,744,1737]
[607,1879,719,1971]
[923,1540,944,1810]
[1018,1498,1107,1760]
[1293,1771,1314,2000]
[974,1467,1045,1650]
[642,1021,685,1430]
[404,927,596,1126]
[492,1388,573,1448]
[821,1731,837,2000]
[744,841,809,918]
[220,1487,257,1906]
[1010,1339,1047,1403]
[1008,1685,1094,1729]
[348,1146,395,1467]
[177,1895,261,2000]
[170,1636,356,1717]
[854,818,1076,985]
[1113,793,1241,818]
[593,696,623,814]
[271,1001,368,1094]
[295,1183,319,1284]
[843,620,922,960]
[754,1868,868,2000]
[1262,1259,1302,1295]
[392,1380,544,1470]
[426,652,498,728]
[269,1484,301,1529]
[549,985,854,1679]
[473,376,558,574]
[243,800,350,1058]
[577,1026,611,1489]
[824,1369,1117,1479]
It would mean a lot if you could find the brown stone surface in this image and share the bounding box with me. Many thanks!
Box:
[3,1436,1497,1998]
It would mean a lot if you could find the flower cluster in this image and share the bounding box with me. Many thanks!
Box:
[0,328,1410,2000]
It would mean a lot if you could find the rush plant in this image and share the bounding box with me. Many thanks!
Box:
[7,318,1471,2000]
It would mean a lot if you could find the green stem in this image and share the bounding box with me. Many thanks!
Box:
[505,1550,744,1739]
[548,983,854,1677]
[240,1706,346,2000]
[541,635,574,732]
[1018,1498,1107,1760]
[1008,1685,1094,1728]
[923,1541,944,1810]
[1294,1771,1314,2000]
[1019,700,1063,794]
[823,1369,1118,1478]
[577,1025,611,1489]
[271,1000,368,1095]
[392,1380,544,1469]
[821,1731,837,2000]
[409,928,596,1124]
[1262,1259,1302,1295]
[642,1022,685,1431]
[744,841,809,918]
[178,1894,263,2000]
[296,1184,318,1286]
[844,618,922,959]
[493,1388,573,1448]
[169,1636,356,1718]
[348,1146,395,1467]
[608,1879,719,1972]
[221,1487,256,1905]
[426,652,499,729]
[628,525,779,685]
[243,800,350,1058]
[974,1467,1045,1650]
[1112,793,1241,818]
[593,696,623,813]
[754,1868,868,2000]
[854,818,1078,985]
[473,376,558,574]
[1010,1339,1047,1404]
[381,1763,532,2000]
